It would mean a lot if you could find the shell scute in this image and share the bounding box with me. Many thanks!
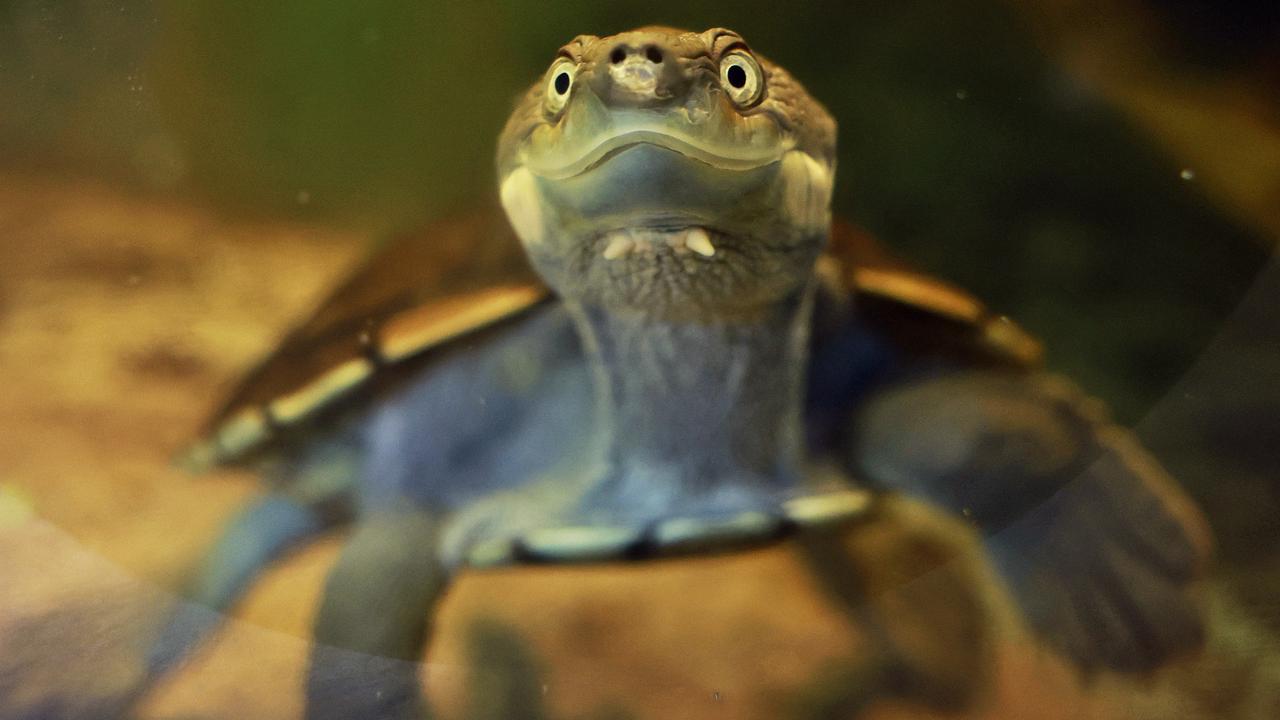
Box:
[194,210,547,466]
[193,215,1040,467]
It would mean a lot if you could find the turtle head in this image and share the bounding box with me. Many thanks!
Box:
[496,27,836,319]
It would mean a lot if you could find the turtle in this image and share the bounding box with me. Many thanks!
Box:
[141,25,1210,720]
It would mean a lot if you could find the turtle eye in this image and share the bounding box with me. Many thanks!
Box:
[545,59,578,113]
[719,50,764,107]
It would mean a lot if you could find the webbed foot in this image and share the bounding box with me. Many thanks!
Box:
[990,427,1210,672]
[853,371,1211,672]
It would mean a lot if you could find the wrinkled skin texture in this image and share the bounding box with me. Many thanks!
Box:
[107,26,1210,720]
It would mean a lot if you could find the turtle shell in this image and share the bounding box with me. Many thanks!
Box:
[190,212,1040,467]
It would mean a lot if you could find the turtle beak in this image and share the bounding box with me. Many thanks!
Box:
[518,81,790,182]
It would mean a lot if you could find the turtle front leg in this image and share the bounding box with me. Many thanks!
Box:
[849,371,1212,672]
[305,509,448,720]
[146,493,338,679]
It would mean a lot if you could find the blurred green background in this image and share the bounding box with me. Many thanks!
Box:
[1,0,1277,614]
[2,0,1271,413]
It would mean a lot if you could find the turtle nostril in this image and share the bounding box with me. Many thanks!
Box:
[610,47,627,64]
[644,46,663,64]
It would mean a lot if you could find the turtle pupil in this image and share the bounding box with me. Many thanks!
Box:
[554,72,571,95]
[727,64,747,89]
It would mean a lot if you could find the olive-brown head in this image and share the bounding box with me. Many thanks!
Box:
[497,27,837,319]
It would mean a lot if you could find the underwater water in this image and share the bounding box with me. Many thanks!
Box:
[0,1,1277,718]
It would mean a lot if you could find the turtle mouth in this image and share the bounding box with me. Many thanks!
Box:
[593,225,727,261]
[526,128,786,180]
[561,220,815,319]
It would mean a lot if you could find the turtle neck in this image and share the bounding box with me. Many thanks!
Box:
[566,286,813,518]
